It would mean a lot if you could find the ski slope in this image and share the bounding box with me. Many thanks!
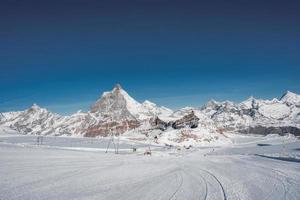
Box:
[0,133,299,200]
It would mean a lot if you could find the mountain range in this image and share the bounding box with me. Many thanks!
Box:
[1,84,299,145]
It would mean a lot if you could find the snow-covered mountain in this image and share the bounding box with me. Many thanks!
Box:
[0,104,97,136]
[1,104,64,135]
[197,91,300,135]
[1,85,300,141]
[91,84,172,120]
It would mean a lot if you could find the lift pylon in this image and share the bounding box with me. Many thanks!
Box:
[105,127,120,154]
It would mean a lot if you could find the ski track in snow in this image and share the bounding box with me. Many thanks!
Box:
[199,169,227,200]
[0,135,300,200]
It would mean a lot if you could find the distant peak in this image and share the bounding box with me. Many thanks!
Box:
[280,90,298,100]
[207,99,219,105]
[244,96,256,102]
[286,90,296,96]
[280,90,300,105]
[284,90,292,96]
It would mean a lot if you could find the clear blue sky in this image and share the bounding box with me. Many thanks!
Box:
[1,0,300,115]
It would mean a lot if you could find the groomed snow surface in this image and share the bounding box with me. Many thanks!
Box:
[0,131,300,200]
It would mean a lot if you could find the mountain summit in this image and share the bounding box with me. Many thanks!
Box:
[280,91,300,106]
[90,84,138,120]
[91,84,172,120]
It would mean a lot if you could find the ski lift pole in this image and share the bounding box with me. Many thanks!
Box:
[282,139,286,156]
[116,134,120,154]
[147,135,152,155]
[105,130,112,153]
[112,134,117,154]
[112,129,117,154]
[113,127,120,154]
[105,129,118,154]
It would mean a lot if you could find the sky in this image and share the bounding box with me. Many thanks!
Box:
[0,0,300,115]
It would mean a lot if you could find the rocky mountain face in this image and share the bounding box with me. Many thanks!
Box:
[1,85,300,138]
[150,117,168,131]
[171,111,199,129]
[91,84,172,120]
[91,84,138,120]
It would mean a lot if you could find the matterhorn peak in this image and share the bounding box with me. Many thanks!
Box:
[90,84,143,119]
[90,85,173,120]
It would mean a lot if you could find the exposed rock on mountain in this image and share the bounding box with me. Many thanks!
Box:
[149,117,168,131]
[239,125,300,136]
[171,111,199,129]
[85,119,140,137]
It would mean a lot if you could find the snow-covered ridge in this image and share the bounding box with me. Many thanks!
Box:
[1,86,300,139]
